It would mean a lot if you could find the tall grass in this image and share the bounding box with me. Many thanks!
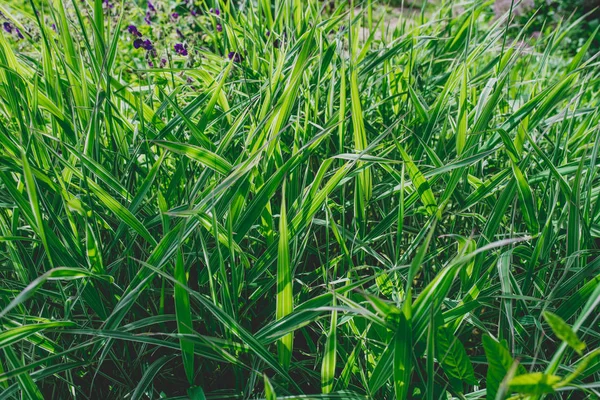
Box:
[0,0,599,398]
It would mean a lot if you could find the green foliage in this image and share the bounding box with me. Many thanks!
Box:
[483,335,527,399]
[0,0,599,398]
[543,311,586,355]
[436,326,477,387]
[513,0,600,54]
[509,372,561,395]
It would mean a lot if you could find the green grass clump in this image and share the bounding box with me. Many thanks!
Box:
[0,0,599,398]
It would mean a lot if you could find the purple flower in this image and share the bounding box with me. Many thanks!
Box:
[133,38,152,50]
[51,23,57,32]
[148,60,154,67]
[127,25,142,37]
[145,1,156,24]
[186,76,194,84]
[210,8,220,16]
[171,12,179,20]
[3,22,12,34]
[160,58,167,67]
[216,24,222,32]
[102,0,113,9]
[190,9,198,16]
[142,39,153,51]
[266,30,271,37]
[15,28,23,39]
[228,52,242,63]
[174,43,188,56]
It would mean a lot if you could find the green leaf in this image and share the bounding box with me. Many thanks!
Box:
[543,311,586,355]
[264,374,277,400]
[276,185,293,370]
[456,66,468,156]
[175,249,195,384]
[393,312,412,400]
[350,64,372,230]
[0,268,112,319]
[509,372,560,395]
[511,162,539,234]
[154,140,232,175]
[436,326,477,385]
[2,347,43,400]
[559,348,600,387]
[321,301,337,393]
[408,86,429,122]
[0,322,74,351]
[397,144,438,217]
[132,355,174,400]
[187,386,207,400]
[88,183,156,245]
[483,335,525,400]
[369,340,394,394]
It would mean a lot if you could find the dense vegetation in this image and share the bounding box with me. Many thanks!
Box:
[0,0,599,398]
[513,0,600,54]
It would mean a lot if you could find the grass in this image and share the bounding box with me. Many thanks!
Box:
[0,0,599,398]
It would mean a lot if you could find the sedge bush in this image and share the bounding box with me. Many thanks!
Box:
[0,0,599,398]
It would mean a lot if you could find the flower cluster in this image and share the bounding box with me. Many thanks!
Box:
[3,22,24,40]
[102,0,113,12]
[134,38,154,51]
[209,8,223,34]
[122,3,248,69]
[127,25,142,37]
[127,23,156,66]
[145,1,157,25]
[228,52,243,63]
[174,43,188,56]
